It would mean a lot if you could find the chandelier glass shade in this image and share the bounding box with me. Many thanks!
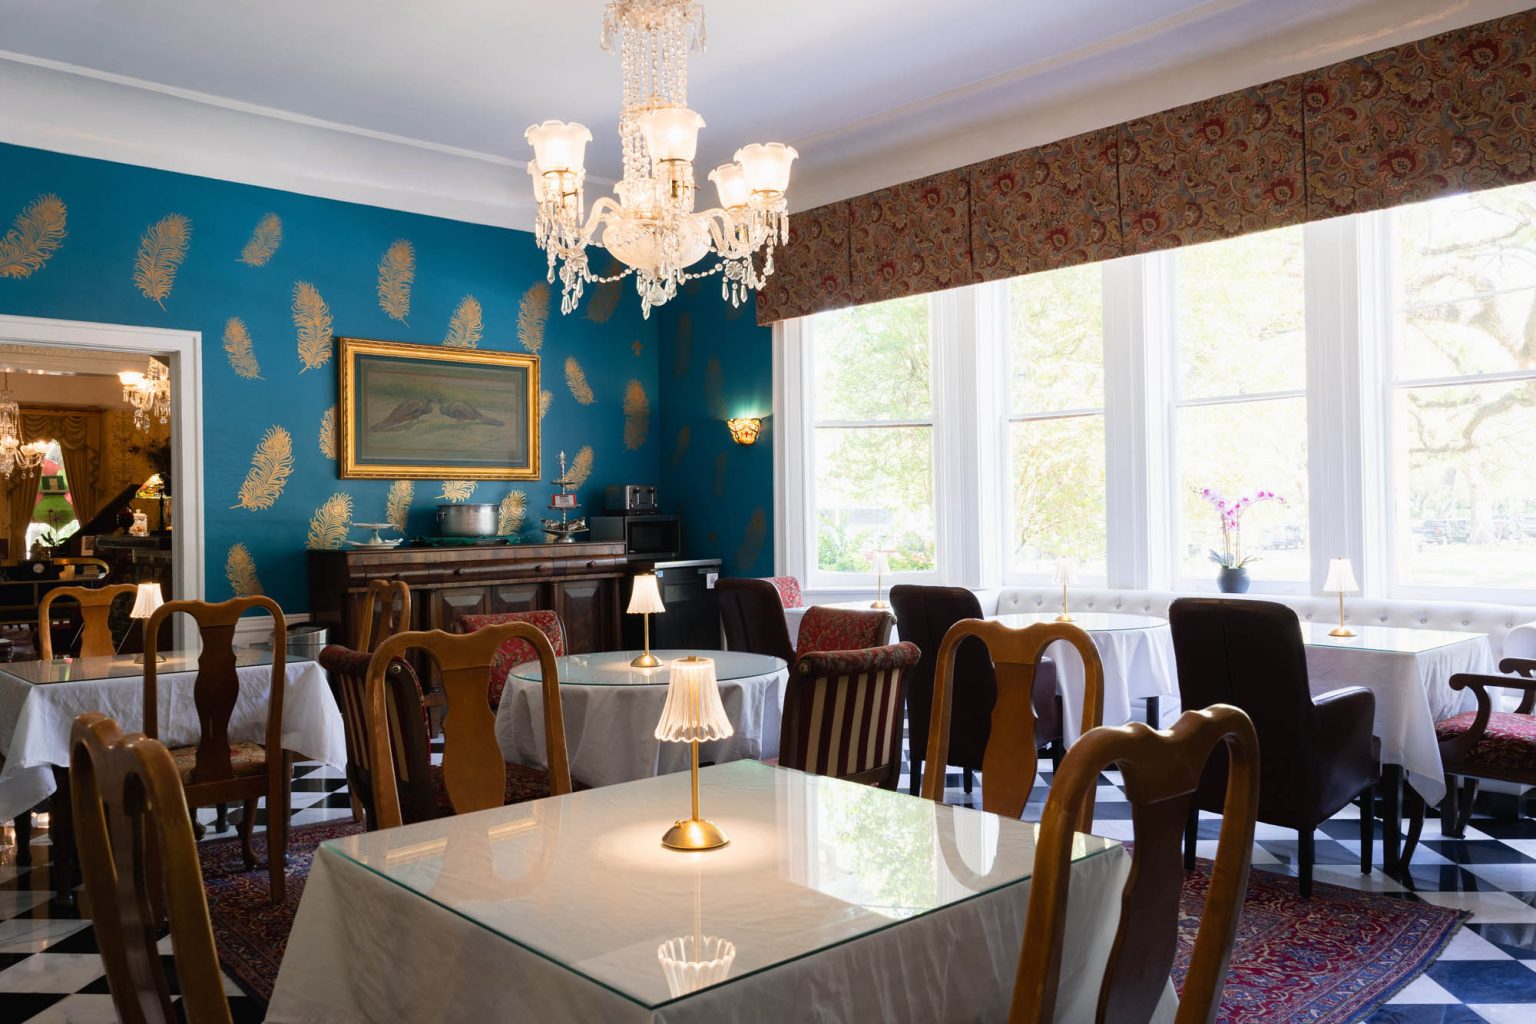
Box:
[0,373,48,479]
[118,358,171,433]
[527,0,797,318]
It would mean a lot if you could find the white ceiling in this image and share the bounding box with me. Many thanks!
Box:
[0,0,1525,225]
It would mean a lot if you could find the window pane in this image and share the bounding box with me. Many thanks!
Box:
[812,296,931,421]
[1177,398,1309,582]
[814,426,935,573]
[1394,379,1536,588]
[1395,182,1536,380]
[1176,226,1306,400]
[1010,263,1103,413]
[1009,415,1106,576]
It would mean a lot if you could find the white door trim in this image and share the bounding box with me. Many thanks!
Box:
[0,314,204,610]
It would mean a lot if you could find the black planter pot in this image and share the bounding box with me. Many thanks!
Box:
[1217,565,1250,593]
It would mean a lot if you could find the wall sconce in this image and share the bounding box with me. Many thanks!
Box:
[726,417,761,446]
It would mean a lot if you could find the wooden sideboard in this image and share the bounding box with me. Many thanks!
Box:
[308,541,627,688]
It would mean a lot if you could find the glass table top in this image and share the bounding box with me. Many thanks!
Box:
[989,611,1168,632]
[1298,622,1487,654]
[0,648,288,686]
[324,759,1118,1009]
[509,650,787,687]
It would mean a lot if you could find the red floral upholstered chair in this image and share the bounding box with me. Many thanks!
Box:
[780,642,922,788]
[1432,659,1536,838]
[794,605,895,658]
[455,610,567,711]
[758,576,804,609]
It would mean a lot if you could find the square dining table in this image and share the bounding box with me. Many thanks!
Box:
[268,760,1165,1023]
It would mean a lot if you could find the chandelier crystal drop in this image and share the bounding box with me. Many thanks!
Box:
[527,0,797,318]
[118,358,171,433]
[0,373,48,478]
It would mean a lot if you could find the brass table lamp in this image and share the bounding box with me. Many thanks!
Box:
[628,572,666,668]
[1052,557,1079,623]
[128,582,166,663]
[1323,557,1359,637]
[870,550,891,610]
[655,656,734,850]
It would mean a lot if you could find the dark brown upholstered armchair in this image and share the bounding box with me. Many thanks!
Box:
[716,577,795,664]
[1168,597,1380,897]
[892,585,1063,798]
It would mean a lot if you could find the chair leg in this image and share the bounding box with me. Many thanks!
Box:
[214,802,229,834]
[908,756,922,797]
[1401,787,1425,872]
[14,810,31,867]
[238,799,258,871]
[1049,739,1065,775]
[1358,786,1373,874]
[962,768,974,795]
[1451,777,1480,838]
[1298,828,1315,899]
[1145,695,1160,728]
[1184,804,1198,871]
[1441,773,1459,840]
[267,755,293,904]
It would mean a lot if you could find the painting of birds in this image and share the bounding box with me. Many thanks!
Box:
[438,400,504,427]
[371,398,433,432]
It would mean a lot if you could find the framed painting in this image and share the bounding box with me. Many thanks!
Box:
[337,337,540,480]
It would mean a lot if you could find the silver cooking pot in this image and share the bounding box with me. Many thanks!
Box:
[436,503,497,537]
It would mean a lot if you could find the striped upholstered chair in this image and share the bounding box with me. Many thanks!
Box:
[454,610,567,711]
[778,642,922,789]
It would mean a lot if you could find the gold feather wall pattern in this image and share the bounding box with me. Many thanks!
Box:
[671,425,691,465]
[673,312,692,378]
[239,213,282,267]
[133,213,191,309]
[623,380,650,450]
[704,356,726,419]
[293,281,334,372]
[225,543,263,597]
[232,425,294,511]
[443,295,483,348]
[517,282,550,352]
[584,259,625,324]
[307,492,354,549]
[564,357,595,405]
[0,194,66,279]
[539,389,553,420]
[497,491,527,535]
[385,479,413,532]
[319,405,337,460]
[222,317,262,380]
[565,445,594,488]
[377,239,414,323]
[736,507,768,572]
[714,452,728,498]
[632,340,644,357]
[438,480,476,503]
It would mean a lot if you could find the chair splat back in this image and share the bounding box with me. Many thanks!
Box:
[1011,707,1259,1024]
[921,619,1104,822]
[357,578,411,652]
[37,583,137,661]
[70,712,233,1024]
[367,623,572,829]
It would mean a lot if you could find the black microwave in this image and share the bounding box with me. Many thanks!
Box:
[590,514,681,560]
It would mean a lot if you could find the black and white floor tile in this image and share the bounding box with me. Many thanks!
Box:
[1,751,1533,1022]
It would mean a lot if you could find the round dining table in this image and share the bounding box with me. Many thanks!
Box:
[987,612,1179,742]
[494,649,788,787]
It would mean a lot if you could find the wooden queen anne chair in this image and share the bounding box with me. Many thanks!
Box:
[70,712,234,1024]
[356,578,411,652]
[37,582,137,661]
[922,619,1105,822]
[366,622,574,829]
[144,596,292,903]
[1010,706,1260,1023]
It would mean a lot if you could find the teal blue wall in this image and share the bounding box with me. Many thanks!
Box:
[656,284,774,577]
[0,142,660,611]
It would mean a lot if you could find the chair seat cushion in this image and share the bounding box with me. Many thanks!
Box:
[167,742,267,783]
[428,761,562,813]
[1436,711,1536,773]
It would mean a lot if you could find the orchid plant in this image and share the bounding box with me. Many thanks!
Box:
[1198,487,1285,568]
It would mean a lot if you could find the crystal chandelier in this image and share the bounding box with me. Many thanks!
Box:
[0,373,48,478]
[526,0,798,318]
[118,358,171,433]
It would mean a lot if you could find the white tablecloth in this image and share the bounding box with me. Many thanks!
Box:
[268,763,1173,1024]
[496,653,788,787]
[1304,635,1494,806]
[0,658,345,822]
[1047,625,1178,743]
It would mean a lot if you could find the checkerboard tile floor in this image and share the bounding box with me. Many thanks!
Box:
[2,753,1533,1022]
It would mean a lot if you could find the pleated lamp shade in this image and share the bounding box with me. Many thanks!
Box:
[1051,558,1079,586]
[1323,557,1360,594]
[655,657,734,743]
[627,573,666,615]
[657,936,737,997]
[130,582,164,620]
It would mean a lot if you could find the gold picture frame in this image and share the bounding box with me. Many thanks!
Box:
[338,337,540,480]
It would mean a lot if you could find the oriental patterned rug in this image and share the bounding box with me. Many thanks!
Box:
[201,827,1465,1020]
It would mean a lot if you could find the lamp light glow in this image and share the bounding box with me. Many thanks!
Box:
[726,417,761,445]
[734,143,798,195]
[655,656,733,851]
[639,108,706,163]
